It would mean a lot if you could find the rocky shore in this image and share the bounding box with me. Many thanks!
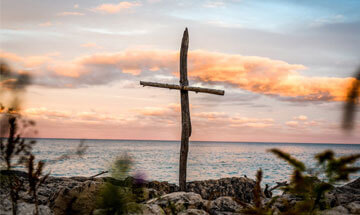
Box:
[1,171,359,215]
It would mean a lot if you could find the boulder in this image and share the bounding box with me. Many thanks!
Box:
[146,180,179,196]
[325,177,360,211]
[344,201,360,214]
[207,196,243,214]
[0,197,12,213]
[96,204,165,215]
[139,204,166,215]
[178,209,210,215]
[17,202,53,215]
[50,180,102,215]
[147,192,205,214]
[187,177,255,202]
[320,205,349,215]
[0,202,53,215]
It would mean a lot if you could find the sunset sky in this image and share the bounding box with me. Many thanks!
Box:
[1,0,360,143]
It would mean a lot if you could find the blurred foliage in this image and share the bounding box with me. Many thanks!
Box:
[1,61,36,171]
[26,154,49,215]
[240,169,277,215]
[1,61,39,215]
[0,114,37,170]
[0,62,31,91]
[0,110,38,215]
[95,155,142,215]
[0,61,32,115]
[241,149,360,215]
[343,67,360,130]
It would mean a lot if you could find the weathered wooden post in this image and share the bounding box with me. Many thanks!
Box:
[140,28,225,191]
[179,28,191,191]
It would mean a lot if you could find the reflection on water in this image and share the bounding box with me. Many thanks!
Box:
[29,139,360,187]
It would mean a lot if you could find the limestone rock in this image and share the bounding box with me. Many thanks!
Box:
[0,202,53,215]
[147,192,205,214]
[331,178,360,205]
[178,208,210,215]
[320,205,349,215]
[187,177,256,202]
[139,204,165,215]
[50,180,102,215]
[146,180,179,196]
[344,201,360,214]
[1,170,358,215]
[207,196,242,214]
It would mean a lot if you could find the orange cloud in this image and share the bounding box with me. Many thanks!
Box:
[1,49,355,101]
[0,51,23,62]
[92,2,141,14]
[186,50,354,101]
[1,51,54,68]
[286,120,299,128]
[77,50,354,101]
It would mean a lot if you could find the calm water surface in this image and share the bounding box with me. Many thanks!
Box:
[28,139,360,187]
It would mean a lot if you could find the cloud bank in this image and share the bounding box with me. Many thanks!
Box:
[1,49,355,102]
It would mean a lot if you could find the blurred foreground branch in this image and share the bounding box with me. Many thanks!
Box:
[343,66,360,130]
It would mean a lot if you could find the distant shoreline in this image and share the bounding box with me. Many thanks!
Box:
[3,137,359,146]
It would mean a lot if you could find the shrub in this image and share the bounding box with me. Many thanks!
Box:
[95,155,141,215]
[241,149,360,215]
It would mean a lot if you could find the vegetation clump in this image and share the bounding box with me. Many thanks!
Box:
[95,155,143,215]
[241,149,360,215]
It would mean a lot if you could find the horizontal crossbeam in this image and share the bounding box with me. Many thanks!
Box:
[140,81,225,96]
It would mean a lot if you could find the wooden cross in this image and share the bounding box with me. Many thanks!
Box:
[140,28,225,191]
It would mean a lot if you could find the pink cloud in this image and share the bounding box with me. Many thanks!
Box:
[294,115,308,121]
[24,107,130,124]
[229,116,274,128]
[38,22,53,27]
[24,108,72,119]
[0,51,55,68]
[1,49,355,101]
[0,51,23,62]
[57,12,85,16]
[138,106,178,117]
[193,112,227,120]
[285,118,321,129]
[19,106,360,143]
[81,43,102,49]
[285,121,299,128]
[92,2,141,14]
[75,50,355,101]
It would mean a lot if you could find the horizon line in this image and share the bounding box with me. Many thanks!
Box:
[6,137,359,145]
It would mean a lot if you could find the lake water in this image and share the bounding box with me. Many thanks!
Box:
[27,139,360,187]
